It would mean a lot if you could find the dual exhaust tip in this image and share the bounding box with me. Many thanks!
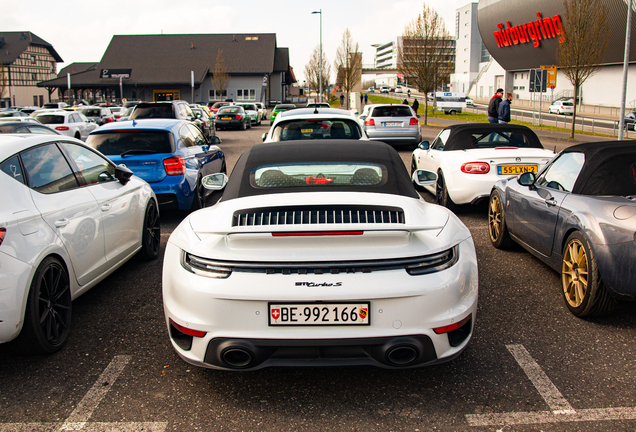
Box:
[219,341,422,369]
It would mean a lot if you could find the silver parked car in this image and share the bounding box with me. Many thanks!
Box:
[362,104,421,149]
[489,141,636,317]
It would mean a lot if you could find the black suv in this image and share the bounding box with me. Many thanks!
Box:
[130,101,215,139]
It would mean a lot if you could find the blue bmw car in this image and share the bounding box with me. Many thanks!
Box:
[86,119,225,210]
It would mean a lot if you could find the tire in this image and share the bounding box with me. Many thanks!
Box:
[561,231,615,317]
[242,121,247,130]
[191,176,205,211]
[410,158,417,177]
[74,132,81,140]
[488,190,514,249]
[435,173,459,211]
[140,199,160,260]
[16,257,72,354]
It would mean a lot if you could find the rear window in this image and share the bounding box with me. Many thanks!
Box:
[86,131,175,155]
[212,102,229,108]
[562,102,574,106]
[130,105,174,119]
[271,119,362,141]
[469,131,535,148]
[275,105,296,110]
[80,109,102,117]
[252,162,386,189]
[35,115,65,124]
[371,106,413,117]
[240,104,257,111]
[218,107,242,114]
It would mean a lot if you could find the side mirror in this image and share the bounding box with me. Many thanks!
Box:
[418,141,430,150]
[518,172,536,187]
[359,115,366,120]
[209,135,222,145]
[115,164,134,185]
[202,173,228,190]
[262,133,267,142]
[412,169,437,186]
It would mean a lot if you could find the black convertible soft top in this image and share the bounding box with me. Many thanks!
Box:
[222,140,420,200]
[562,141,636,195]
[440,123,543,151]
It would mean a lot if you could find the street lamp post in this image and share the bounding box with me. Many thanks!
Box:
[312,9,322,102]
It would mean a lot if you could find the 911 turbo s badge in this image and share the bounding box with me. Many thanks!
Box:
[295,282,342,287]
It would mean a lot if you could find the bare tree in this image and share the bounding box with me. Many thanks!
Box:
[557,0,609,139]
[210,49,230,99]
[362,79,375,90]
[304,45,331,100]
[398,3,454,125]
[334,29,362,110]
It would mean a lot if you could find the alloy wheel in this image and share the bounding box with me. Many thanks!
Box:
[562,239,589,308]
[37,261,71,346]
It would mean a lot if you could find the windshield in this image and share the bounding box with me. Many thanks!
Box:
[271,119,362,141]
[251,162,386,188]
[86,131,175,155]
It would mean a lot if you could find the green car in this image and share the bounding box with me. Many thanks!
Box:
[270,104,296,124]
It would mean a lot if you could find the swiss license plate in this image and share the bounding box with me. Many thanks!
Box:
[498,165,537,175]
[221,117,232,120]
[269,302,370,326]
[383,122,401,127]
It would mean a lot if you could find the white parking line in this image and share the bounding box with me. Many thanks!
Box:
[466,344,636,427]
[505,344,575,415]
[0,356,167,432]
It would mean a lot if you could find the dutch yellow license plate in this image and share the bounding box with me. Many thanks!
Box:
[301,129,313,133]
[498,165,537,175]
[221,117,232,120]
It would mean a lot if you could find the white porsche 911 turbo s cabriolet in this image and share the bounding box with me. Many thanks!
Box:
[162,140,478,370]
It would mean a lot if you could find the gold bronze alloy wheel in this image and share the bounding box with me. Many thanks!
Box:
[560,231,615,317]
[562,238,588,308]
[488,194,502,242]
[488,190,512,249]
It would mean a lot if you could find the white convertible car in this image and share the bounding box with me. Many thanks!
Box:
[0,134,160,354]
[411,124,555,209]
[162,140,478,370]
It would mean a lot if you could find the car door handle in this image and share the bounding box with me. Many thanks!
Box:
[545,197,558,207]
[101,203,112,212]
[54,218,69,228]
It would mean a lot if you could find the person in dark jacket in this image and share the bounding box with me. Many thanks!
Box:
[412,98,419,113]
[498,92,513,123]
[487,88,504,123]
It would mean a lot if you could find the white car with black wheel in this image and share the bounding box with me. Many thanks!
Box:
[0,134,161,354]
[411,124,555,210]
[162,140,478,370]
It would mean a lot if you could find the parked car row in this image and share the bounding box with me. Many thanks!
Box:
[2,100,634,376]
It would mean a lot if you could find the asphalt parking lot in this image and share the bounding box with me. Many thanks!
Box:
[1,123,635,432]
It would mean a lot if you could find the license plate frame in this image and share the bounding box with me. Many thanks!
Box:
[268,302,371,326]
[497,165,538,175]
[383,121,402,127]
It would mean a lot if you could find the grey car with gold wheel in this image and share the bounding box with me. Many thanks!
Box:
[488,141,636,317]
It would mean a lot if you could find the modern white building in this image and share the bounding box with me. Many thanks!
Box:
[450,2,491,95]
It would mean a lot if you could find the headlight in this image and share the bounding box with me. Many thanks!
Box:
[182,252,232,278]
[405,245,458,276]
